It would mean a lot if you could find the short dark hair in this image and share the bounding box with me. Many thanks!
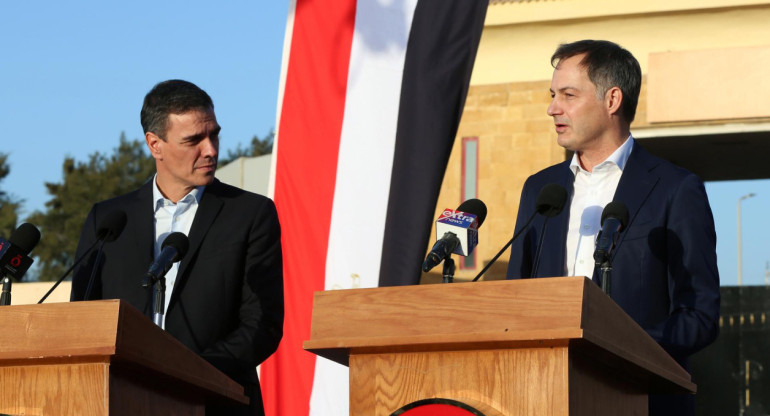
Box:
[140,80,214,138]
[551,40,642,123]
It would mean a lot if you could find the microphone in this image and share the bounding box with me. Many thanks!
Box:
[593,201,629,295]
[0,223,40,280]
[142,232,190,328]
[40,210,127,303]
[593,202,629,265]
[1,223,41,306]
[422,199,487,273]
[535,183,569,218]
[83,210,129,300]
[472,183,568,282]
[530,183,570,278]
[141,232,190,288]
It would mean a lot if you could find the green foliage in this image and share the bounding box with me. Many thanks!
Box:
[0,153,22,239]
[220,130,274,165]
[28,133,156,281]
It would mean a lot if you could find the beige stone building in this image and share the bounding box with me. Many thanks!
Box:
[427,0,770,282]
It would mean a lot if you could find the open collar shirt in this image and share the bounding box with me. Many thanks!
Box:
[566,135,634,277]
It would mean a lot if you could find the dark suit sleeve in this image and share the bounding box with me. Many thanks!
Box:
[646,174,720,358]
[507,177,537,279]
[199,199,284,376]
[70,204,101,301]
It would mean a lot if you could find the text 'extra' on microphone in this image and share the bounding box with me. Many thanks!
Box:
[473,183,568,282]
[1,223,41,306]
[593,201,629,266]
[422,198,487,273]
[142,232,190,288]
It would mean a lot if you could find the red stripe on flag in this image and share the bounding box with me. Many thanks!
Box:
[260,0,357,415]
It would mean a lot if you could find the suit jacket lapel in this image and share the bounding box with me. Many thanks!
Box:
[538,161,574,277]
[611,141,660,256]
[171,180,224,299]
[133,181,156,269]
[130,180,156,314]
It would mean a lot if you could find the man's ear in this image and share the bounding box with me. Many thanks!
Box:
[146,132,163,160]
[606,86,623,116]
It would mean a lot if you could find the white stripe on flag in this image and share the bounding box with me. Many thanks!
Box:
[309,1,419,415]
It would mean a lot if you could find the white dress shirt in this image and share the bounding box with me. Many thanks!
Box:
[152,175,204,328]
[566,136,634,277]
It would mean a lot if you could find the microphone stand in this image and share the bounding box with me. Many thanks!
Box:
[83,239,108,300]
[471,209,540,282]
[39,237,103,303]
[1,276,12,306]
[153,276,166,328]
[530,218,550,278]
[599,260,612,296]
[442,256,455,283]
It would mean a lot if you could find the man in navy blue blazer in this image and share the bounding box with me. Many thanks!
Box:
[506,40,720,416]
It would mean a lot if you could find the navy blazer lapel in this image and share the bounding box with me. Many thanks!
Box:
[173,180,224,294]
[611,141,660,254]
[133,180,156,267]
[537,160,574,277]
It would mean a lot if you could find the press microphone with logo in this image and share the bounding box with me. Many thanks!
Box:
[593,201,629,295]
[472,183,568,281]
[1,223,41,306]
[142,232,190,288]
[422,199,488,273]
[42,210,127,303]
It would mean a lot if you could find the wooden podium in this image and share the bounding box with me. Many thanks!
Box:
[304,277,695,416]
[0,300,247,416]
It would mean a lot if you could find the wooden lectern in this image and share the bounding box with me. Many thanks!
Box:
[304,277,695,416]
[0,300,247,416]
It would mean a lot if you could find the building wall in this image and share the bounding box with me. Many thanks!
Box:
[425,1,770,281]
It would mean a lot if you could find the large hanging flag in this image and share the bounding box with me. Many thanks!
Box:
[260,0,488,414]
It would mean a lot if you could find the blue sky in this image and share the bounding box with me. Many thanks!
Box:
[2,2,768,286]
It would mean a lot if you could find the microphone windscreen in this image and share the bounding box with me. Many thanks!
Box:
[97,210,128,242]
[161,232,190,261]
[457,198,488,227]
[9,223,41,254]
[601,201,629,230]
[535,184,568,218]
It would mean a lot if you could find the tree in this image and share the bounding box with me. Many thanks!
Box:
[28,133,156,281]
[220,130,274,165]
[0,153,22,240]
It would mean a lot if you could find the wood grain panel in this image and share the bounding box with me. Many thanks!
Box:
[569,354,647,416]
[307,278,585,352]
[0,301,119,360]
[350,348,569,416]
[0,363,108,416]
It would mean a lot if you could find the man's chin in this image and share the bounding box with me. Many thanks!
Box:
[556,137,575,151]
[196,174,216,186]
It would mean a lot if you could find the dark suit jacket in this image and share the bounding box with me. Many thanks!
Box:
[506,141,720,415]
[71,179,283,416]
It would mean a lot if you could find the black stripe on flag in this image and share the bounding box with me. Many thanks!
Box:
[379,0,489,286]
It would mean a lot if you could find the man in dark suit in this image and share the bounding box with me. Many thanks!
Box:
[506,40,720,416]
[71,80,283,416]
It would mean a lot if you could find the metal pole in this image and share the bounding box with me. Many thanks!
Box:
[738,193,756,286]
